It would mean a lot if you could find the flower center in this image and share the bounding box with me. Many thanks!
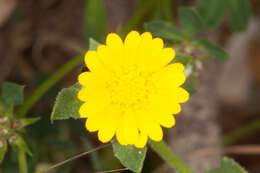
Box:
[107,67,154,111]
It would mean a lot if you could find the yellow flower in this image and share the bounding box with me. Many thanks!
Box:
[78,31,189,148]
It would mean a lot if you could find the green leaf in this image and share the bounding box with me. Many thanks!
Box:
[15,136,32,156]
[195,38,229,61]
[145,21,184,41]
[51,83,83,121]
[84,0,106,43]
[198,0,226,29]
[89,38,101,50]
[18,117,40,128]
[228,0,252,32]
[207,157,248,173]
[0,139,8,163]
[173,53,192,65]
[1,82,24,107]
[179,8,203,37]
[112,140,147,172]
[181,83,196,96]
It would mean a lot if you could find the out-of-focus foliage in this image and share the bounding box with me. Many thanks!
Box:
[145,21,184,41]
[207,157,248,173]
[0,82,39,165]
[84,0,106,43]
[0,82,24,107]
[179,7,203,37]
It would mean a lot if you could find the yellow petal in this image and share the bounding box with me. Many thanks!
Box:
[148,123,163,141]
[85,117,101,132]
[116,117,128,146]
[154,66,186,89]
[98,125,116,143]
[157,48,176,67]
[158,114,176,128]
[77,87,88,101]
[97,106,120,143]
[106,33,124,47]
[134,132,148,148]
[149,91,181,116]
[78,72,107,87]
[136,110,163,142]
[124,31,141,66]
[168,63,185,72]
[85,51,105,73]
[79,103,88,118]
[172,87,190,103]
[96,33,124,72]
[123,112,139,144]
[137,33,165,72]
[171,103,181,114]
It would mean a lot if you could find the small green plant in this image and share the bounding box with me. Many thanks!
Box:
[0,0,255,172]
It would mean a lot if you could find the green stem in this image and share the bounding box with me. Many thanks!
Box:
[35,143,110,173]
[18,149,28,173]
[223,118,260,145]
[16,55,84,117]
[121,0,156,36]
[150,140,194,173]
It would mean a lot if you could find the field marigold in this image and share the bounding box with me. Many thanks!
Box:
[77,31,189,148]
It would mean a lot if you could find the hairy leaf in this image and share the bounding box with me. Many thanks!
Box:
[112,140,147,173]
[51,83,83,121]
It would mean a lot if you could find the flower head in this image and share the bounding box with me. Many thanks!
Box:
[78,31,189,148]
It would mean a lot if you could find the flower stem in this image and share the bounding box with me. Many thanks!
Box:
[34,143,110,173]
[18,149,28,173]
[150,140,195,173]
[16,55,84,117]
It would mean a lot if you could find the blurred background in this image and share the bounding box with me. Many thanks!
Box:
[0,0,260,172]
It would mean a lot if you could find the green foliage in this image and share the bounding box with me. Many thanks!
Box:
[19,117,40,129]
[112,140,147,173]
[207,157,248,173]
[51,38,100,121]
[0,140,7,163]
[14,136,32,156]
[51,83,83,121]
[198,0,226,29]
[195,38,229,61]
[179,8,203,37]
[173,53,192,65]
[145,21,184,41]
[182,83,196,96]
[228,0,252,32]
[154,0,174,22]
[84,0,106,43]
[1,82,24,107]
[89,38,100,50]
